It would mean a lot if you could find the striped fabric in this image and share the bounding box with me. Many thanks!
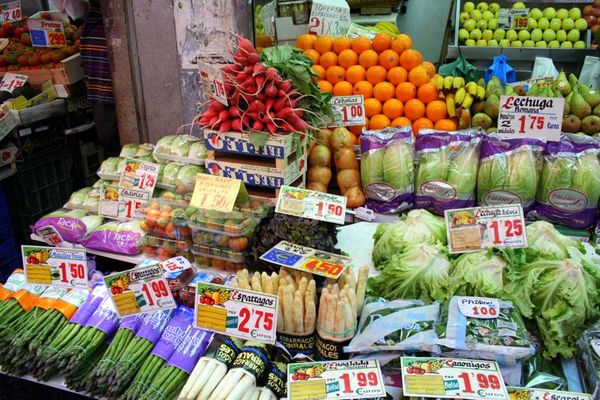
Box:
[79,0,114,104]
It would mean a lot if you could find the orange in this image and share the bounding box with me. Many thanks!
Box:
[372,33,392,52]
[399,49,423,71]
[391,116,412,127]
[425,100,447,122]
[378,49,399,70]
[345,65,366,84]
[338,49,358,69]
[408,65,430,87]
[348,131,359,145]
[333,81,353,96]
[366,65,387,85]
[387,66,408,85]
[434,118,458,131]
[326,66,346,85]
[391,37,406,54]
[422,61,436,77]
[333,37,352,54]
[314,35,334,54]
[349,117,368,135]
[358,50,379,69]
[382,98,404,119]
[304,49,320,65]
[417,83,438,104]
[404,99,426,121]
[296,34,317,50]
[370,114,391,130]
[396,34,413,51]
[351,36,372,54]
[353,80,373,99]
[412,117,434,135]
[318,80,333,93]
[373,81,395,102]
[319,51,338,69]
[395,82,417,102]
[364,98,382,118]
[311,65,326,80]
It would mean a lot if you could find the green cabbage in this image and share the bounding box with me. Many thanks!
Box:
[156,135,176,154]
[176,165,204,188]
[189,142,207,160]
[449,251,508,298]
[361,149,384,186]
[162,162,183,185]
[383,141,413,190]
[120,143,138,158]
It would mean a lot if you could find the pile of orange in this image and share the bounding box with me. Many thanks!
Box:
[297,33,458,136]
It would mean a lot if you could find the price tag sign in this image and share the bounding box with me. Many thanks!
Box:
[119,158,160,194]
[330,95,365,127]
[497,95,563,141]
[308,0,351,36]
[498,8,529,30]
[507,388,592,400]
[27,19,66,48]
[260,241,350,279]
[0,72,27,93]
[444,205,527,254]
[276,185,347,225]
[160,256,192,274]
[98,184,149,221]
[199,62,228,106]
[401,357,509,400]
[194,283,277,344]
[104,264,177,317]
[0,1,22,23]
[457,297,500,319]
[190,174,244,213]
[22,245,88,290]
[288,359,386,400]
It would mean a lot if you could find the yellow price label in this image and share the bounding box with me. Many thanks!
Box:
[190,175,242,213]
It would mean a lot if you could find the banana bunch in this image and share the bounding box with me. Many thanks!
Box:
[434,75,485,117]
[368,21,400,37]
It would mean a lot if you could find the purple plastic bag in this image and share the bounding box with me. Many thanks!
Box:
[151,306,195,361]
[79,221,143,255]
[86,295,121,336]
[70,282,105,325]
[31,209,102,244]
[119,314,144,333]
[135,310,174,344]
[167,327,213,374]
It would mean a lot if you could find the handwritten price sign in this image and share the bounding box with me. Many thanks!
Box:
[0,1,21,23]
[0,72,27,93]
[497,95,563,141]
[199,62,228,106]
[457,297,500,319]
[28,19,66,48]
[498,8,529,30]
[160,256,192,274]
[190,174,243,213]
[98,184,149,221]
[276,185,347,225]
[22,245,88,290]
[308,0,351,36]
[119,158,160,194]
[330,95,365,127]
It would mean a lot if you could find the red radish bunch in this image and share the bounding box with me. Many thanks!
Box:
[199,37,313,134]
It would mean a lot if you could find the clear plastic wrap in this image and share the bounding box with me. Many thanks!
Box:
[153,135,206,165]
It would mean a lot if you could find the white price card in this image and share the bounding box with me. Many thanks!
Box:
[330,95,366,127]
[119,158,160,195]
[160,256,192,274]
[497,95,564,141]
[308,0,351,36]
[0,72,27,93]
[199,61,228,106]
[22,245,88,290]
[287,359,386,400]
[498,8,529,30]
[457,297,500,319]
[444,205,527,254]
[27,19,66,47]
[194,283,278,344]
[98,184,149,221]
[401,357,509,400]
[507,387,592,400]
[104,264,177,317]
[275,185,347,225]
[0,1,22,23]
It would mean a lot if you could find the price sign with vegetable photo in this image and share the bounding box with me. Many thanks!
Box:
[22,245,88,290]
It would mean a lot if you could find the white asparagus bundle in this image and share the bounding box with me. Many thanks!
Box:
[335,265,369,317]
[316,283,358,340]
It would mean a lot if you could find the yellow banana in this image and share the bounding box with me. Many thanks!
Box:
[446,93,456,117]
[434,75,445,90]
[452,77,465,89]
[476,85,486,100]
[444,76,454,90]
[465,81,478,96]
[462,93,474,109]
[455,87,466,106]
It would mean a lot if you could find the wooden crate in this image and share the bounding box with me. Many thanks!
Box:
[204,130,306,159]
[0,53,84,87]
[347,0,399,14]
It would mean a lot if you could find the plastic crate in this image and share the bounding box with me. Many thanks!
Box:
[13,117,66,161]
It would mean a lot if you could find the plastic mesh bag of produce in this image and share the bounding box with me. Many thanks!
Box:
[360,126,414,213]
[80,220,144,255]
[31,208,103,244]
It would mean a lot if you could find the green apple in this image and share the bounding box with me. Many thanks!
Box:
[543,7,556,20]
[471,10,483,21]
[489,3,500,13]
[465,39,476,46]
[542,29,556,42]
[460,12,471,25]
[477,20,488,30]
[538,17,550,30]
[562,18,575,30]
[464,19,477,32]
[464,2,475,12]
[548,40,560,48]
[556,30,567,42]
[513,2,526,9]
[529,8,543,20]
[482,29,494,41]
[550,18,562,31]
[458,28,470,42]
[535,41,547,48]
[523,40,536,47]
[477,2,488,12]
[574,18,588,31]
[488,39,499,47]
[527,18,537,29]
[530,28,543,42]
[500,39,511,47]
[470,28,482,40]
[574,40,586,49]
[567,29,580,42]
[506,29,518,42]
[482,10,494,21]
[488,19,498,30]
[561,41,573,48]
[476,39,487,46]
[568,8,581,20]
[493,29,506,41]
[556,8,569,19]
[518,29,530,41]
[511,40,523,47]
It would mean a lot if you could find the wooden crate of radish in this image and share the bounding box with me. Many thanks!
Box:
[204,130,306,159]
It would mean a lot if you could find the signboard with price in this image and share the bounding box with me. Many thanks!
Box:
[98,184,149,220]
[444,204,527,254]
[22,245,88,290]
[498,8,529,30]
[194,283,278,344]
[27,19,66,48]
[308,0,351,36]
[0,1,21,23]
[507,387,592,400]
[260,241,350,279]
[190,174,245,213]
[159,256,192,274]
[119,158,160,193]
[497,95,564,141]
[401,357,509,400]
[288,359,386,400]
[199,61,228,106]
[0,72,27,93]
[104,263,177,317]
[275,185,347,225]
[330,95,365,127]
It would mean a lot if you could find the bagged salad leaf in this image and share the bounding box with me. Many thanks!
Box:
[523,354,567,390]
[31,209,103,243]
[436,296,535,364]
[361,126,414,213]
[120,143,139,158]
[344,298,439,353]
[98,157,121,178]
[477,136,545,212]
[414,130,481,215]
[80,220,144,255]
[578,321,600,395]
[532,133,600,229]
[154,135,205,164]
[155,135,177,154]
[176,165,204,191]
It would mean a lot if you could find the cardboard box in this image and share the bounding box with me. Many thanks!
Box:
[275,17,309,42]
[204,130,305,159]
[0,53,84,87]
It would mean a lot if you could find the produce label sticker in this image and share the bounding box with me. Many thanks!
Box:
[190,174,244,213]
[308,0,351,36]
[119,158,160,195]
[160,256,192,275]
[22,245,88,290]
[194,283,278,344]
[35,225,64,245]
[507,387,592,400]
[498,8,529,30]
[103,264,177,317]
[199,61,228,106]
[260,241,349,280]
[444,205,527,254]
[497,95,564,141]
[401,357,509,400]
[0,72,27,93]
[457,297,500,319]
[98,184,149,221]
[330,95,365,127]
[276,185,347,225]
[0,1,22,23]
[288,359,386,400]
[27,19,66,47]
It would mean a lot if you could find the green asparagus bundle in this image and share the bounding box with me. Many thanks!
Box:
[0,283,46,330]
[65,343,108,392]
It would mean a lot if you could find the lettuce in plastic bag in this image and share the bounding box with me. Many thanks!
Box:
[162,163,183,186]
[155,135,176,154]
[66,187,92,209]
[176,165,204,190]
[80,220,144,255]
[120,143,138,158]
[189,141,207,160]
[32,209,103,243]
[99,157,120,174]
